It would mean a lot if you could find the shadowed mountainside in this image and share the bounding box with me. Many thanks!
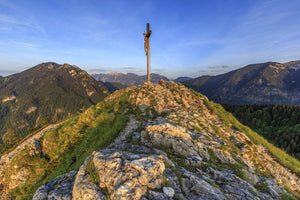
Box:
[183,60,300,105]
[172,76,193,82]
[102,81,128,93]
[0,62,109,141]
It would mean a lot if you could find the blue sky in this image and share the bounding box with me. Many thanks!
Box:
[0,0,300,78]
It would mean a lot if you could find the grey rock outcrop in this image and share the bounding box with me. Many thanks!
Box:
[144,123,210,160]
[93,149,165,200]
[72,156,106,200]
[163,186,175,197]
[33,170,77,200]
[148,190,171,200]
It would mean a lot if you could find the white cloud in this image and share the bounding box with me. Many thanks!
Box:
[11,41,39,50]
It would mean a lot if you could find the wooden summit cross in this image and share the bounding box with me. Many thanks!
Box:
[143,23,152,83]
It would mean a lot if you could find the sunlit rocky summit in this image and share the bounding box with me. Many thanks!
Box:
[0,80,299,199]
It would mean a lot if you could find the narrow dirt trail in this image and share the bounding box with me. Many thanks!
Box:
[0,120,66,175]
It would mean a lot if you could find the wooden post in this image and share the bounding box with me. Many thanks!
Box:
[143,23,152,83]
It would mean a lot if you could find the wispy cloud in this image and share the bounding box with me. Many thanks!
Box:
[152,68,164,72]
[123,67,137,70]
[0,0,44,33]
[0,14,17,24]
[87,68,109,73]
[0,13,44,33]
[208,65,230,69]
[0,0,18,10]
[83,16,109,26]
[11,41,39,50]
[122,66,143,73]
[88,66,144,74]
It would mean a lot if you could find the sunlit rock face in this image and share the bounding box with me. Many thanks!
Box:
[33,171,77,200]
[92,150,165,199]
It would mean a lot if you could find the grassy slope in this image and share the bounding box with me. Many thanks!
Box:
[204,98,300,174]
[7,92,131,199]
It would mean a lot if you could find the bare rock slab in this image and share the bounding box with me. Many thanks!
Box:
[93,149,165,200]
[72,156,106,200]
[33,170,77,200]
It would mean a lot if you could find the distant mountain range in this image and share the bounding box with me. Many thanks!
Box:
[172,76,193,82]
[183,60,300,105]
[91,72,169,87]
[91,72,192,92]
[0,62,109,138]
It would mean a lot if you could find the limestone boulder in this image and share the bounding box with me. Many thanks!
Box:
[33,170,77,200]
[72,156,106,200]
[144,123,210,160]
[93,149,165,200]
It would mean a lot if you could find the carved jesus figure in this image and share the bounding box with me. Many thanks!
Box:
[143,33,149,55]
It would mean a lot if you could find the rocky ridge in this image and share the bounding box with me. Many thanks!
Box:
[1,80,299,199]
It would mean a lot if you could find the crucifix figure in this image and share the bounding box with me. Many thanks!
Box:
[143,23,152,83]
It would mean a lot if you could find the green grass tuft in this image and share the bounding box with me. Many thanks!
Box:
[281,193,296,200]
[254,182,268,193]
[86,156,100,185]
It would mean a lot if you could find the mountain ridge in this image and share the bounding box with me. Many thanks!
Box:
[183,60,300,105]
[92,72,169,86]
[0,80,298,199]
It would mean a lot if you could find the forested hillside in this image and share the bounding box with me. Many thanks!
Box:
[223,104,300,160]
[0,62,109,154]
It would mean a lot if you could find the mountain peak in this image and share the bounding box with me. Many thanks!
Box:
[30,62,60,70]
[32,62,81,71]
